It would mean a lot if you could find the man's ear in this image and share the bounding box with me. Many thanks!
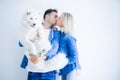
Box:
[46,15,50,19]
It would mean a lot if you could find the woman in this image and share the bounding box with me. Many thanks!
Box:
[56,12,81,80]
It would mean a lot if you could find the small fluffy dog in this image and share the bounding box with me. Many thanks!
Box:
[20,10,68,72]
[20,10,50,56]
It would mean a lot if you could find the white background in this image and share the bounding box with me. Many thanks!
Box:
[0,0,120,80]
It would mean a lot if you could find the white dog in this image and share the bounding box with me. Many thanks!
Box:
[20,10,50,57]
[20,10,68,72]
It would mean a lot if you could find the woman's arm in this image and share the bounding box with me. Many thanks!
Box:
[45,30,60,60]
[66,35,79,64]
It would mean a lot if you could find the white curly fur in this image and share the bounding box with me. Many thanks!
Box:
[21,11,68,72]
[20,10,51,57]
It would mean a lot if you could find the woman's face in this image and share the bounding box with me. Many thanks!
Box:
[56,15,63,28]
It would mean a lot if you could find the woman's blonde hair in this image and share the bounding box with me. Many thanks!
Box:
[61,12,74,34]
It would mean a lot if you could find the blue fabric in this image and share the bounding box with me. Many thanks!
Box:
[58,32,81,75]
[19,27,60,69]
[45,29,60,60]
[48,27,54,42]
[18,41,28,68]
[20,55,28,68]
[28,71,56,80]
[18,41,23,47]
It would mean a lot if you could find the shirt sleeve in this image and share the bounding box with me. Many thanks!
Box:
[66,35,79,64]
[45,30,60,60]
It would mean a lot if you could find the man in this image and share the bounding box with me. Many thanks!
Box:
[19,9,59,80]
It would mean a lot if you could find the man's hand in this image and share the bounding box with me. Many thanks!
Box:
[29,53,46,64]
[29,54,38,64]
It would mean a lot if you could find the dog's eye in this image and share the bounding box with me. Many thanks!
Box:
[30,18,33,20]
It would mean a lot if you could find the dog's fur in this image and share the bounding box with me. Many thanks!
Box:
[20,10,68,72]
[20,11,51,57]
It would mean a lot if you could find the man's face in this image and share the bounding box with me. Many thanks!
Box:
[48,12,58,26]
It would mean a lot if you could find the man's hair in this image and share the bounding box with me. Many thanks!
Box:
[43,9,58,20]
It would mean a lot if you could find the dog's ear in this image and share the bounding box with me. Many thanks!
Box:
[26,10,31,15]
[26,11,31,15]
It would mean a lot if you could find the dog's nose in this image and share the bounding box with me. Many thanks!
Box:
[33,23,36,26]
